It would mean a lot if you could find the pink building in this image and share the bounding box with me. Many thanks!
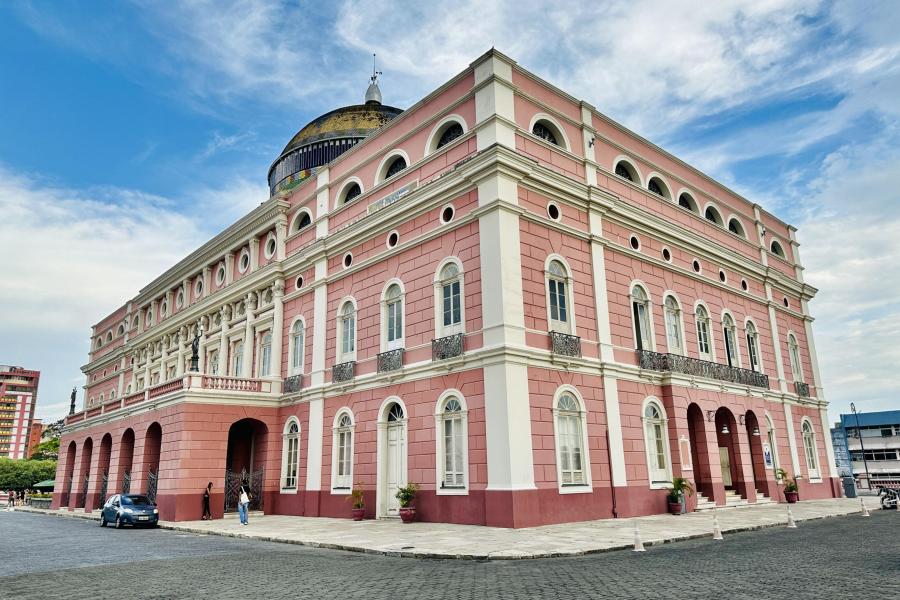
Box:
[53,50,840,526]
[0,365,40,460]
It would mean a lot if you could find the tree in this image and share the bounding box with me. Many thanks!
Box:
[30,437,59,460]
[0,458,57,490]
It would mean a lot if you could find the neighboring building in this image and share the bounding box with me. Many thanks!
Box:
[0,365,40,459]
[27,418,44,458]
[834,410,900,487]
[54,50,840,525]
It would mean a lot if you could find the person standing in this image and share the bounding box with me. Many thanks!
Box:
[202,482,212,520]
[238,479,251,526]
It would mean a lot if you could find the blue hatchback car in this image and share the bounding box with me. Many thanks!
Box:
[100,494,159,528]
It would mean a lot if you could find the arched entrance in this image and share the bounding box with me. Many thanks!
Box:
[97,434,113,506]
[143,423,162,503]
[225,418,268,512]
[687,403,713,499]
[744,411,770,498]
[715,407,747,497]
[62,441,77,506]
[377,400,407,518]
[76,438,93,508]
[119,429,135,494]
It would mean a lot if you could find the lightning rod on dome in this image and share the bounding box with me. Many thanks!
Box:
[365,53,383,105]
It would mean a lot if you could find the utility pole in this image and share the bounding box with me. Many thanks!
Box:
[850,403,872,489]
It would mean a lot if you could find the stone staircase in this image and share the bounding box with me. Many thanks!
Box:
[695,489,767,511]
[694,492,717,511]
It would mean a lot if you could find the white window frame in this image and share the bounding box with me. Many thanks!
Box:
[263,231,277,260]
[765,414,780,473]
[642,396,673,488]
[289,208,314,234]
[434,257,465,337]
[208,349,219,375]
[425,115,468,155]
[630,282,655,351]
[258,331,272,377]
[281,418,300,492]
[787,333,804,382]
[663,293,685,354]
[231,339,244,376]
[380,279,406,352]
[331,409,355,493]
[694,302,715,362]
[721,311,741,368]
[337,298,357,363]
[801,418,821,481]
[434,390,469,495]
[238,247,251,274]
[375,149,411,185]
[545,255,576,335]
[552,386,592,493]
[528,113,571,151]
[289,317,306,375]
[744,319,762,373]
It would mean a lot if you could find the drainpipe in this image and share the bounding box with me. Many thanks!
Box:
[606,428,618,518]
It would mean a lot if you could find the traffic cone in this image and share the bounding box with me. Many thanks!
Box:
[632,521,646,552]
[712,509,724,540]
[786,504,797,528]
[860,496,870,517]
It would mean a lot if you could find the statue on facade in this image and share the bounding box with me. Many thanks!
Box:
[190,326,202,372]
[69,387,76,415]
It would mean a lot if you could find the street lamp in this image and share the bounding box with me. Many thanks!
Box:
[850,402,872,489]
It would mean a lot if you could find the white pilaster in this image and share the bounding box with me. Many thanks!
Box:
[473,53,516,151]
[242,295,254,379]
[270,280,285,381]
[483,362,535,490]
[310,258,328,386]
[305,397,323,491]
[275,216,288,262]
[581,104,597,188]
[765,293,788,393]
[249,236,259,272]
[225,252,234,285]
[316,168,330,240]
[218,308,229,376]
[820,407,839,478]
[783,403,801,474]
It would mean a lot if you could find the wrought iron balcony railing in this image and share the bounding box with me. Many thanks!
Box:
[377,349,404,373]
[432,333,464,361]
[794,381,810,397]
[283,374,303,393]
[637,349,769,389]
[332,361,356,383]
[550,331,582,358]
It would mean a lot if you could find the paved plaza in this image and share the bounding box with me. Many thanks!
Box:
[2,504,898,599]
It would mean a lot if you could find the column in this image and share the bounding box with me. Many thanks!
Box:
[218,307,230,377]
[783,403,802,474]
[765,294,788,393]
[581,103,598,188]
[225,252,234,285]
[202,266,211,298]
[249,236,260,271]
[275,215,288,261]
[270,280,285,382]
[159,337,169,382]
[242,294,254,378]
[310,257,328,386]
[820,407,839,479]
[117,357,126,397]
[142,344,152,389]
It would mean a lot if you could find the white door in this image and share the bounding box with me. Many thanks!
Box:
[719,447,732,487]
[385,422,404,516]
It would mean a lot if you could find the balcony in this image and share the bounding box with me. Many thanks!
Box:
[550,331,581,358]
[794,381,810,398]
[283,374,303,394]
[200,376,262,392]
[377,349,404,373]
[637,350,770,389]
[332,361,356,383]
[432,333,464,361]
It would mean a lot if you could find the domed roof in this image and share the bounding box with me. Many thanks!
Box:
[279,102,402,156]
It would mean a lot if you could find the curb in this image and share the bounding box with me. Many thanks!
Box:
[9,504,876,560]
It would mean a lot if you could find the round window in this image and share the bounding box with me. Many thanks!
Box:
[195,279,203,298]
[265,236,277,259]
[176,291,184,308]
[295,276,304,289]
[239,251,250,273]
[216,265,226,285]
[441,205,455,224]
[343,253,353,268]
[547,202,561,221]
[662,248,671,262]
[741,279,748,292]
[719,270,727,283]
[387,231,399,248]
[692,259,701,273]
[630,235,640,251]
[783,297,789,308]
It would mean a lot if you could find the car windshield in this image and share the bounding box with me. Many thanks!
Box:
[121,495,153,506]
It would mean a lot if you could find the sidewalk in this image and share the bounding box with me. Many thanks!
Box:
[16,497,882,560]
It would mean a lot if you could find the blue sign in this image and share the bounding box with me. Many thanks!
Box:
[831,428,852,476]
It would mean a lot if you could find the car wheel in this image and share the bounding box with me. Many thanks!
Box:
[115,515,123,529]
[100,514,107,527]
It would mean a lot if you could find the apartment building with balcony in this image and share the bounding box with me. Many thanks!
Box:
[0,365,40,460]
[834,410,900,487]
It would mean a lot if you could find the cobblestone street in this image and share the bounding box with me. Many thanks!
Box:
[2,509,898,599]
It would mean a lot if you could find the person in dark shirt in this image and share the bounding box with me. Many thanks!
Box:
[202,482,212,520]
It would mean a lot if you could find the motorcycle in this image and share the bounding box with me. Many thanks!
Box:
[877,486,899,510]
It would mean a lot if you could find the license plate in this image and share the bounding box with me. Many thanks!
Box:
[138,516,148,521]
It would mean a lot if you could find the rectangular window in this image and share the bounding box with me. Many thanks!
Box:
[443,281,461,327]
[559,415,584,485]
[549,280,567,323]
[697,321,710,358]
[387,301,402,343]
[442,417,464,488]
[261,344,271,376]
[724,330,736,367]
[747,335,759,372]
[336,430,352,488]
[341,316,355,355]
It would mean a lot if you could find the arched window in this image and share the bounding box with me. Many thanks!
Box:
[647,176,670,199]
[663,295,683,353]
[293,210,312,233]
[766,415,780,472]
[704,205,723,226]
[436,122,464,149]
[438,396,466,489]
[678,192,698,213]
[615,161,638,182]
[290,320,305,374]
[722,314,738,367]
[546,259,572,333]
[333,411,354,490]
[728,218,746,238]
[631,285,652,351]
[282,420,300,490]
[385,156,407,179]
[801,420,820,479]
[532,121,559,145]
[745,321,761,372]
[643,400,670,484]
[383,283,404,350]
[436,261,463,336]
[788,334,803,382]
[771,240,786,258]
[338,301,356,362]
[387,402,404,421]
[259,332,272,376]
[341,182,361,205]
[555,393,586,486]
[232,341,244,376]
[209,350,219,375]
[695,305,712,361]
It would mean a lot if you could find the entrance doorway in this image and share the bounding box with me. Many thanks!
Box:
[687,403,713,499]
[378,401,407,517]
[719,447,732,487]
[714,407,746,496]
[224,418,268,512]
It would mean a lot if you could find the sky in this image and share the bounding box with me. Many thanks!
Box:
[1,0,898,425]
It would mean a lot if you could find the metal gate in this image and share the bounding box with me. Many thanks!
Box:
[146,470,158,504]
[224,466,264,512]
[98,472,108,505]
[78,475,88,508]
[64,478,73,506]
[121,471,131,494]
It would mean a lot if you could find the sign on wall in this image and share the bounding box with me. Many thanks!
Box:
[763,442,774,468]
[679,435,692,471]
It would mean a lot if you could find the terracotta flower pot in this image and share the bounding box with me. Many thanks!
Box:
[351,507,365,521]
[668,501,683,515]
[785,490,799,503]
[399,506,416,523]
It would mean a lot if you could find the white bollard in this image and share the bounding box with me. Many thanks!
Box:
[712,509,724,540]
[633,521,646,552]
[860,496,870,517]
[786,504,797,528]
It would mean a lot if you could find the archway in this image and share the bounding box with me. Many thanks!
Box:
[377,400,408,518]
[225,418,268,512]
[96,433,113,507]
[62,441,77,507]
[744,411,771,498]
[76,438,93,508]
[143,423,162,503]
[687,403,713,499]
[119,429,135,494]
[715,407,747,497]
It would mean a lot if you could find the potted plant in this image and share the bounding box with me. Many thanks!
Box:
[347,486,365,521]
[395,483,419,524]
[667,477,694,515]
[777,468,801,503]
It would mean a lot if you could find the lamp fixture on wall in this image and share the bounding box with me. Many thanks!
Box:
[720,424,730,434]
